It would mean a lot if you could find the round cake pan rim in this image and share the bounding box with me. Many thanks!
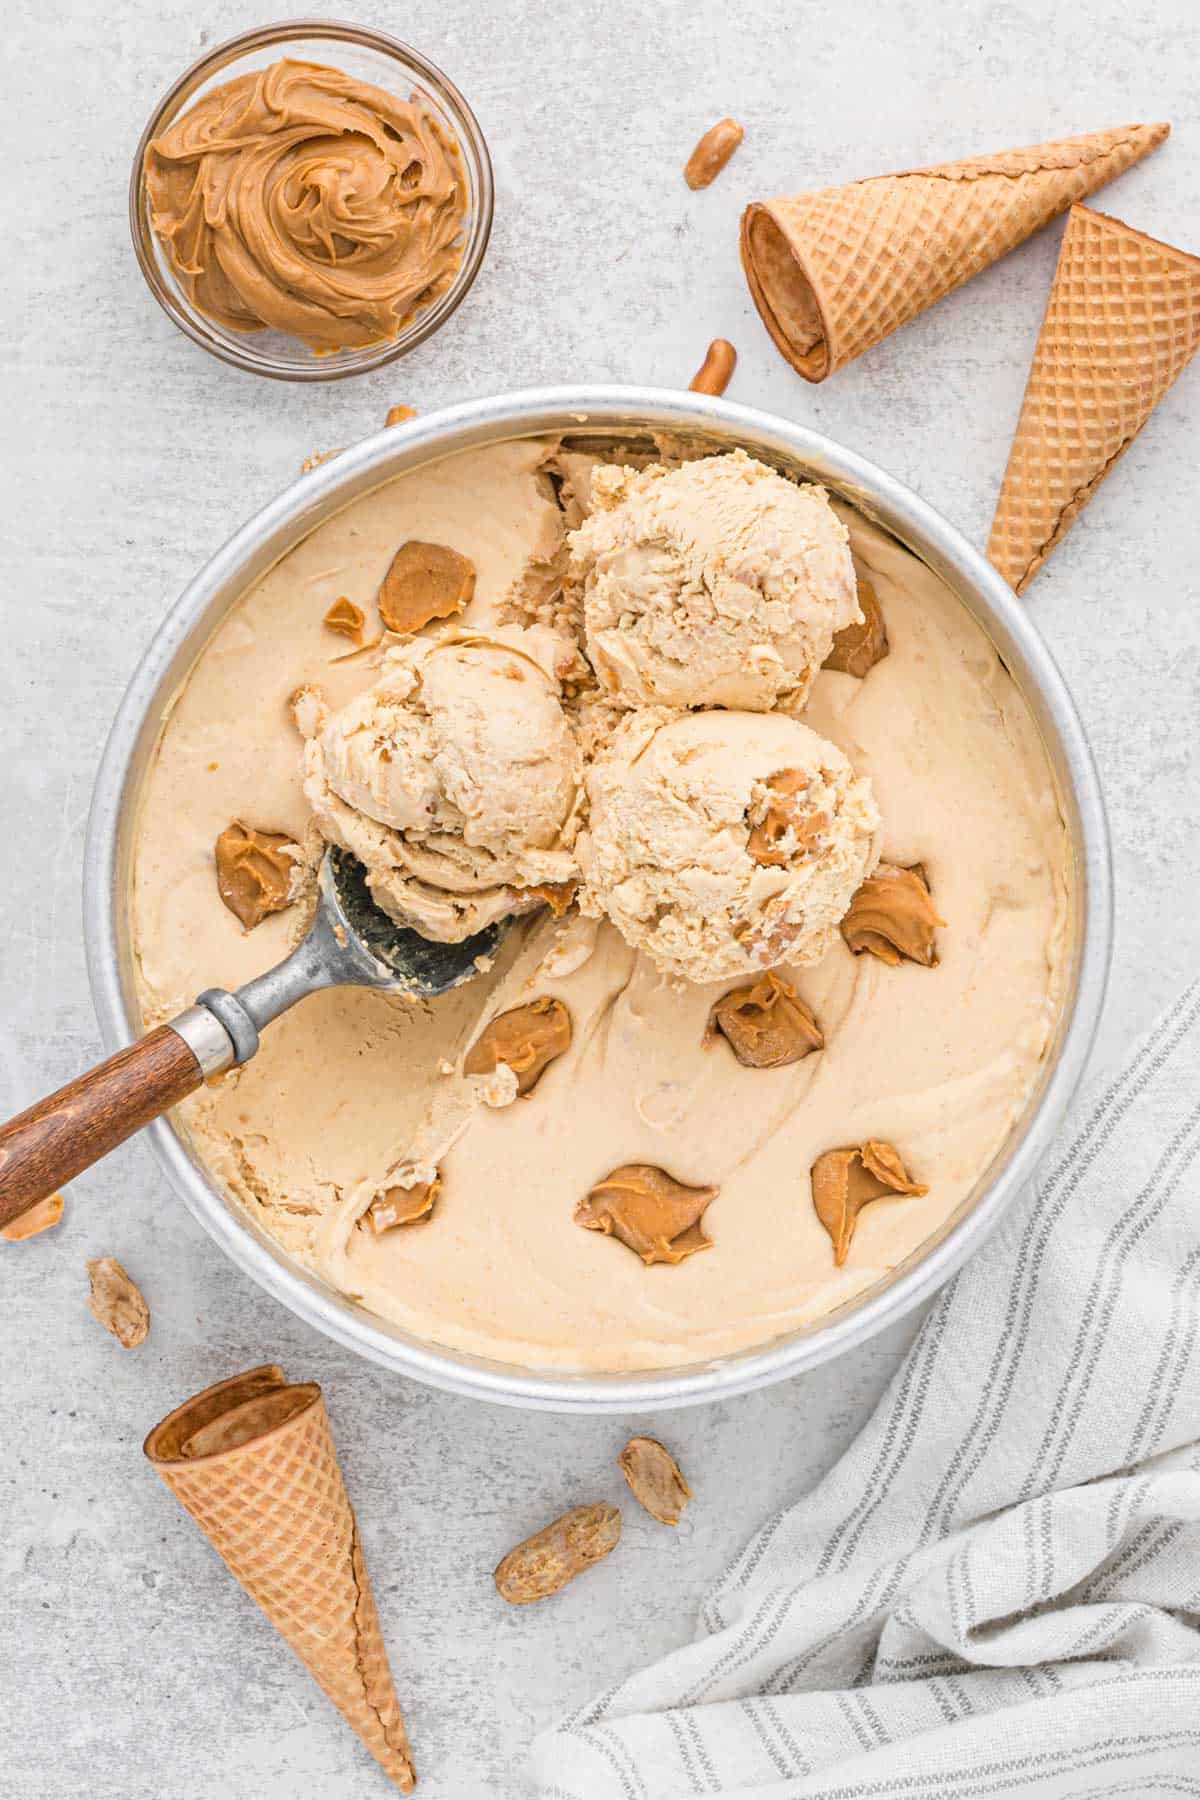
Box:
[82,385,1112,1412]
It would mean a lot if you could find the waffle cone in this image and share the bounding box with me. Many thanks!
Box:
[145,1365,415,1791]
[988,204,1200,592]
[740,122,1169,382]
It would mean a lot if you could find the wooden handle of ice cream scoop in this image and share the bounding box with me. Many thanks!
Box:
[0,1027,203,1229]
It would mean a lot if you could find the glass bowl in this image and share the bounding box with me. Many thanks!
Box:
[129,19,494,381]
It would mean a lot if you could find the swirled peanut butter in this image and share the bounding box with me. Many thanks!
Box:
[144,58,468,351]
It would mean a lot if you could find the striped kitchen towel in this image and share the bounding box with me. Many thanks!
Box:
[532,978,1200,1797]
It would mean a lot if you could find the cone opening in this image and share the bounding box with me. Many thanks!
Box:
[743,207,830,382]
[144,1364,320,1465]
[182,1387,316,1457]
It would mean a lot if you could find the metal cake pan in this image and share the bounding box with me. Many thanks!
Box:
[83,386,1112,1412]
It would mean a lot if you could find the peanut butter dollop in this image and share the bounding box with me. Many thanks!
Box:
[824,573,889,677]
[364,1170,441,1234]
[575,1165,717,1266]
[144,59,468,352]
[811,1140,928,1265]
[841,863,943,966]
[464,998,571,1096]
[708,970,824,1068]
[214,822,297,929]
[322,595,365,640]
[746,768,829,867]
[517,880,578,918]
[378,540,476,633]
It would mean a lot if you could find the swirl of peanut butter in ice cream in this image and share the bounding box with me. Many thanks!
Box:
[144,58,468,351]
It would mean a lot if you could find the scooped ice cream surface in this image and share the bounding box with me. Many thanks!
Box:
[298,624,582,941]
[570,449,860,711]
[579,707,879,982]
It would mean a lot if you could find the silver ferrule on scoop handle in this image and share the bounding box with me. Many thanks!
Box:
[176,858,407,1077]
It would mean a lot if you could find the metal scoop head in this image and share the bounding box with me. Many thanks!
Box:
[318,847,505,995]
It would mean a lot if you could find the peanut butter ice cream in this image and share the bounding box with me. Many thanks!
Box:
[579,708,879,982]
[144,59,467,351]
[297,625,582,940]
[570,450,859,711]
[130,435,1069,1373]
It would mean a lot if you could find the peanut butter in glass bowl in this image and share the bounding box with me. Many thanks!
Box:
[131,24,493,380]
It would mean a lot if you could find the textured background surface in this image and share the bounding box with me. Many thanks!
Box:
[3,2,1198,1794]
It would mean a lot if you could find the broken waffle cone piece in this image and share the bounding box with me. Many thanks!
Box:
[739,122,1169,382]
[144,1365,415,1792]
[988,203,1200,592]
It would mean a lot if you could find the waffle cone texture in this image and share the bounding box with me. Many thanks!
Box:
[145,1365,415,1791]
[988,203,1200,592]
[740,122,1169,382]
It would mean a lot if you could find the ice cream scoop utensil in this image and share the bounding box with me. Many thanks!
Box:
[0,849,503,1228]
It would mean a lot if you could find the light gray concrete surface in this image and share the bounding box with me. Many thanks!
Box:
[3,1,1198,1794]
